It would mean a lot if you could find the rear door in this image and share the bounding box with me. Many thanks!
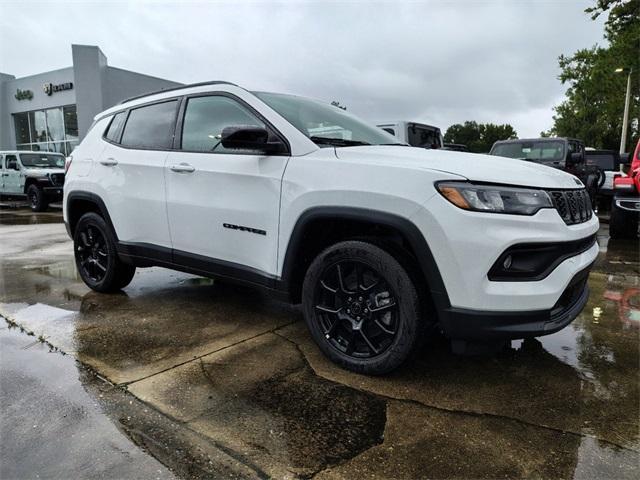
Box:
[96,100,179,250]
[164,94,289,277]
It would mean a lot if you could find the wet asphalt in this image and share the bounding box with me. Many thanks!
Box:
[0,208,638,479]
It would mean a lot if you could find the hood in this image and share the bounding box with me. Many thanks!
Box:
[334,146,584,189]
[22,167,65,177]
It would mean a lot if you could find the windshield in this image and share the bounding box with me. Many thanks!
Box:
[19,153,65,169]
[491,141,565,161]
[255,92,400,147]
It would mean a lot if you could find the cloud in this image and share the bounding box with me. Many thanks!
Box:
[0,0,606,137]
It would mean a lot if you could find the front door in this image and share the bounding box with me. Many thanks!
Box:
[4,155,23,194]
[165,94,289,278]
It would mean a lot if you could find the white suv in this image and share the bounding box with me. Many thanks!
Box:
[64,82,599,374]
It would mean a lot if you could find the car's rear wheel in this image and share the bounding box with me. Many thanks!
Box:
[302,240,424,374]
[27,184,48,212]
[74,212,136,292]
[610,200,639,239]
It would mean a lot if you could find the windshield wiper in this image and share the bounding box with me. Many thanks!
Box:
[309,136,371,147]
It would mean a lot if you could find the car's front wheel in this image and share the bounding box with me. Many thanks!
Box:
[74,212,136,292]
[302,240,424,374]
[27,184,48,212]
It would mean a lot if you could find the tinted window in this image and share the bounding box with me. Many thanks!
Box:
[407,125,441,149]
[6,155,18,170]
[382,127,395,135]
[105,112,127,143]
[585,153,616,171]
[121,101,178,149]
[491,141,565,161]
[181,96,265,153]
[20,153,65,168]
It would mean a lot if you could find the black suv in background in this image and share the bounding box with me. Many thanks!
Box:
[489,138,601,206]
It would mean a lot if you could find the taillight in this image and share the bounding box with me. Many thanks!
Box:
[65,155,73,174]
[613,176,634,191]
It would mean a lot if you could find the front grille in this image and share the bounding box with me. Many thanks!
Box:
[49,173,65,186]
[547,188,593,225]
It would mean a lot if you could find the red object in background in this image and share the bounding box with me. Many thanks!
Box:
[614,139,640,193]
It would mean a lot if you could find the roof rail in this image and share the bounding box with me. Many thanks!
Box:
[118,80,237,105]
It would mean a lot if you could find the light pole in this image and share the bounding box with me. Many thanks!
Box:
[615,67,633,154]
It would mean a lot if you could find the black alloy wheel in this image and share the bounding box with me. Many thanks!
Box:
[73,212,136,292]
[76,224,110,283]
[302,240,424,374]
[314,260,399,358]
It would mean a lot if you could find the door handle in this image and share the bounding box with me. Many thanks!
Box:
[170,163,195,173]
[100,158,118,167]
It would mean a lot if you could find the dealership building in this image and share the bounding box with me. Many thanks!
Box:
[0,45,182,155]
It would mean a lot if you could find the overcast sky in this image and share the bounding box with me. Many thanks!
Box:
[0,0,607,137]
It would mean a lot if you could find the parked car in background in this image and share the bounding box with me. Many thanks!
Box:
[377,121,443,149]
[0,151,66,211]
[610,140,640,239]
[584,149,620,211]
[489,137,601,206]
[443,143,469,152]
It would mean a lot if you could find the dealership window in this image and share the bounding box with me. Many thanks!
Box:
[13,105,79,156]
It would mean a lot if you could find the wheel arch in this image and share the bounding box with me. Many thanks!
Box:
[66,191,118,240]
[280,207,450,311]
[23,177,39,193]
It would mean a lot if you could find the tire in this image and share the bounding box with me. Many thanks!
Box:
[73,212,136,292]
[610,200,639,239]
[302,240,424,375]
[27,184,48,212]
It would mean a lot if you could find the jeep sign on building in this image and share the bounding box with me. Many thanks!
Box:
[0,45,181,155]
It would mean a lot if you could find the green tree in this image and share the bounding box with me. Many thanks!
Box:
[444,121,517,153]
[547,0,639,151]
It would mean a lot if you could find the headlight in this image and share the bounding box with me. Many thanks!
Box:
[436,182,553,215]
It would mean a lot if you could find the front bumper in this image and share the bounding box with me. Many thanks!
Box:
[439,262,592,340]
[43,186,64,198]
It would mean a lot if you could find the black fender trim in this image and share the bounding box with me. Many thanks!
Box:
[280,206,451,312]
[65,191,118,241]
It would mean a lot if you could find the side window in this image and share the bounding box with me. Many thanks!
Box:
[382,128,395,135]
[181,96,265,153]
[0,155,3,169]
[5,155,18,170]
[104,111,127,143]
[120,100,178,149]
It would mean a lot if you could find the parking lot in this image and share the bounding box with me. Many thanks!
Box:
[1,208,638,479]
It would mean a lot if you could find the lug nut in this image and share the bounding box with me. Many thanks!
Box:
[358,297,363,301]
[347,309,351,314]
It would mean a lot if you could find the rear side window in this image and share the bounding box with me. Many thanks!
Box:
[104,112,127,143]
[120,100,178,149]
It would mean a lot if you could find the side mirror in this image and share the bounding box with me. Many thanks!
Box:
[220,125,285,154]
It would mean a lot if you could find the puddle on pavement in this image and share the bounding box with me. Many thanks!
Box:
[0,210,63,225]
[130,333,387,478]
[0,325,175,479]
[1,221,638,478]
